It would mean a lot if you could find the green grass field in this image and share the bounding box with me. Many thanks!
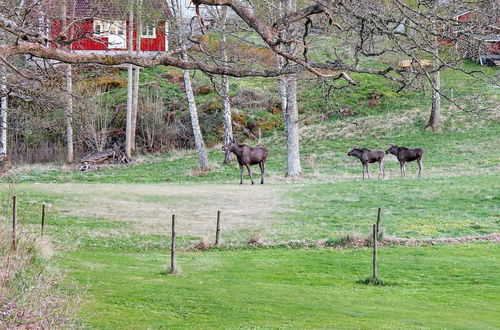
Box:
[1,61,499,328]
[62,244,499,329]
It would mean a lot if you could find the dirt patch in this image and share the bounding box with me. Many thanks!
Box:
[24,184,287,239]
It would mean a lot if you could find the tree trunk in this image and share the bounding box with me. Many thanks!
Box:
[284,74,301,176]
[65,65,74,163]
[283,0,301,177]
[0,67,7,165]
[131,0,142,152]
[220,7,233,163]
[61,1,74,163]
[276,53,287,136]
[125,6,134,159]
[182,46,209,171]
[427,69,441,131]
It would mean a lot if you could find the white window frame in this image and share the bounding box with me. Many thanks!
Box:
[93,19,110,36]
[141,23,156,38]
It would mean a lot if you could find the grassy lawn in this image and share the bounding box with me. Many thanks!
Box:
[61,244,500,329]
[1,57,498,328]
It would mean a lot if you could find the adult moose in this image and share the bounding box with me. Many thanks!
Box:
[222,140,268,184]
[385,144,424,178]
[347,147,385,180]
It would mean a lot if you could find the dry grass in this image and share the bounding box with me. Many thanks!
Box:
[300,103,500,141]
[21,184,287,240]
[0,227,76,328]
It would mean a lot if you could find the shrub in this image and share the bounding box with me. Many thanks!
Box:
[0,229,76,328]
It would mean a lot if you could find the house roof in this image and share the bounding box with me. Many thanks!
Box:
[46,0,170,19]
[68,0,127,18]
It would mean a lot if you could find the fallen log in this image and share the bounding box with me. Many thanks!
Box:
[80,148,116,164]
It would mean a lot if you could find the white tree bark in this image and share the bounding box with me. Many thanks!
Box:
[131,0,142,152]
[62,1,74,163]
[182,46,209,171]
[427,45,441,131]
[427,69,441,131]
[285,74,301,176]
[284,0,301,176]
[220,7,233,163]
[276,53,287,136]
[125,6,134,158]
[65,65,74,163]
[0,65,7,164]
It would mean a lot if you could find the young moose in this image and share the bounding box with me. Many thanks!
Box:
[347,147,385,179]
[385,144,424,178]
[222,140,268,184]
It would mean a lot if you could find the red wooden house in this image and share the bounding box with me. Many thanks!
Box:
[455,10,499,57]
[49,0,170,55]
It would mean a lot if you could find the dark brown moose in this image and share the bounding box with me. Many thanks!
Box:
[385,144,424,178]
[222,140,268,184]
[347,147,385,180]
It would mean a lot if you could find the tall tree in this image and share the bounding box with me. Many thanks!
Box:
[172,0,209,171]
[62,0,74,163]
[125,4,134,159]
[0,51,7,166]
[131,0,142,152]
[427,47,441,131]
[182,47,209,171]
[219,6,233,163]
[283,0,301,177]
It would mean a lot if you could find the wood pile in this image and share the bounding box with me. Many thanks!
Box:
[79,148,129,171]
[398,59,432,70]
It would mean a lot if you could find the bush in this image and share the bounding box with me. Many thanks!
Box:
[0,229,76,327]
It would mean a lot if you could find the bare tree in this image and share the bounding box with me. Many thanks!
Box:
[171,0,209,171]
[0,59,7,166]
[0,0,497,170]
[131,0,142,152]
[219,6,234,163]
[62,0,74,163]
[75,88,115,152]
[125,3,134,159]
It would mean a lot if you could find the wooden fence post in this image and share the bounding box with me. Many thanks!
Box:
[372,224,377,280]
[12,195,16,251]
[376,207,381,240]
[170,214,177,274]
[372,208,382,281]
[215,210,221,246]
[41,204,46,236]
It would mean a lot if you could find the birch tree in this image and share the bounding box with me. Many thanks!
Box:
[0,0,497,170]
[62,0,74,163]
[0,52,7,166]
[283,0,301,177]
[125,4,134,158]
[131,0,142,152]
[171,0,209,171]
[219,7,234,163]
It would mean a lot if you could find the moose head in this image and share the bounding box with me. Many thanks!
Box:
[385,144,399,155]
[222,139,237,152]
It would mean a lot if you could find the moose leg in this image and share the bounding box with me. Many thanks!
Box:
[400,162,404,178]
[366,163,371,180]
[245,165,254,185]
[418,158,423,178]
[239,165,244,184]
[259,162,265,184]
[362,164,366,180]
